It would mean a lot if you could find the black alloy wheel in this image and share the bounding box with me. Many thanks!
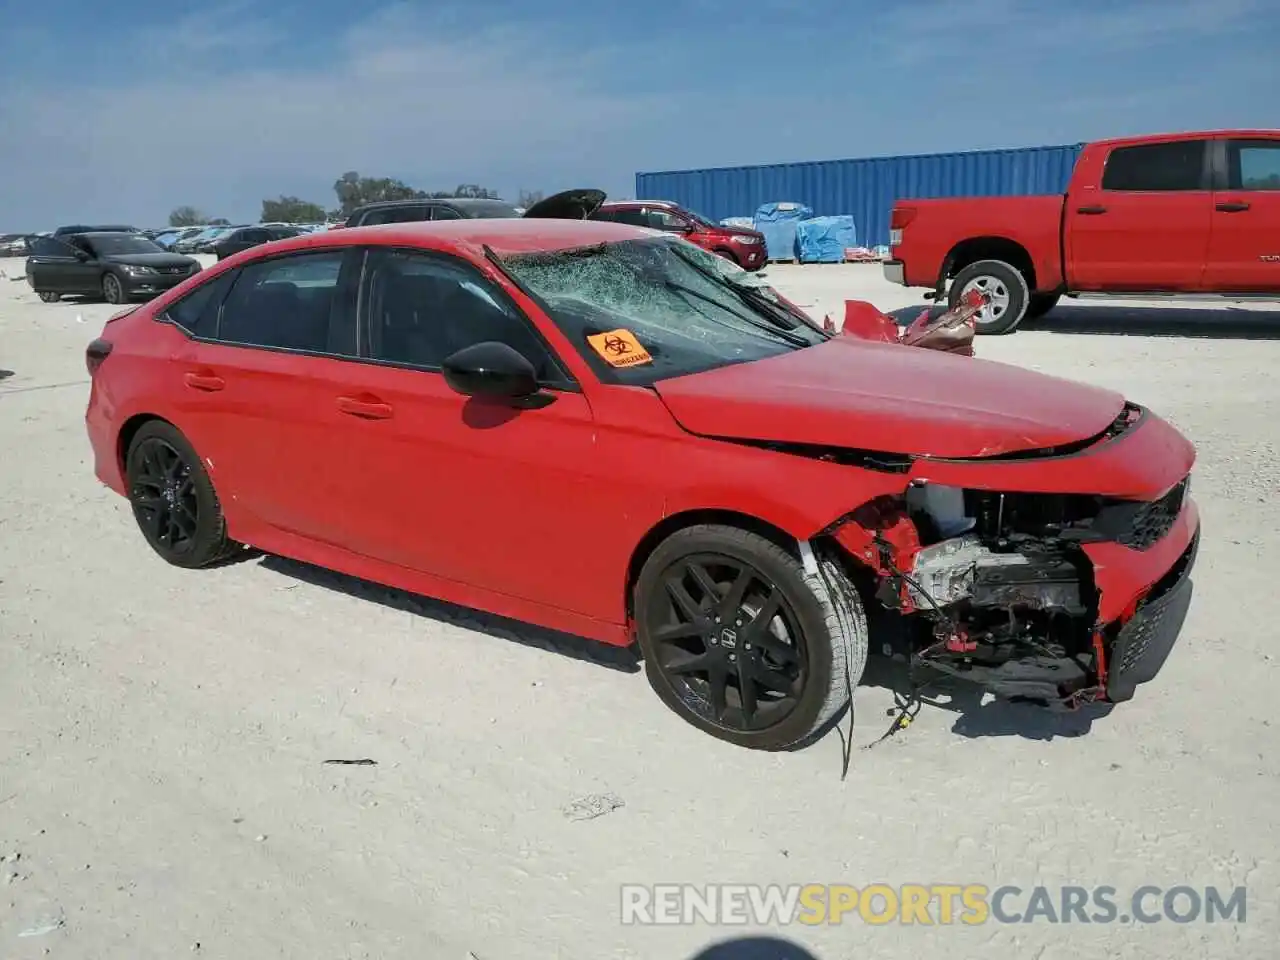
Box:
[38,290,60,303]
[647,552,808,732]
[636,525,863,750]
[124,421,238,568]
[129,437,201,558]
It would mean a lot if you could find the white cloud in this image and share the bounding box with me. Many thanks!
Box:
[0,5,671,225]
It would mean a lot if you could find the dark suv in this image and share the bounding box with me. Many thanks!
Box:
[212,225,305,260]
[589,201,766,270]
[336,197,523,229]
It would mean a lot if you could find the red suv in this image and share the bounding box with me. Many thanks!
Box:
[591,201,767,271]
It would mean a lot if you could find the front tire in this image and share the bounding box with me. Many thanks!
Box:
[949,259,1029,334]
[124,421,238,568]
[634,525,868,751]
[102,272,126,305]
[38,291,60,303]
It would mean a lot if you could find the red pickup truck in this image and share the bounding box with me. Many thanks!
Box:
[883,130,1280,333]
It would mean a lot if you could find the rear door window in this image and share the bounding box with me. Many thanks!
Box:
[1101,140,1209,191]
[430,206,462,220]
[215,251,350,353]
[1227,139,1280,191]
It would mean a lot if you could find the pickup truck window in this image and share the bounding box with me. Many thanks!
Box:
[1101,140,1208,192]
[1229,140,1280,191]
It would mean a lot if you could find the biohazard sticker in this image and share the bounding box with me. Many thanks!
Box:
[586,328,653,368]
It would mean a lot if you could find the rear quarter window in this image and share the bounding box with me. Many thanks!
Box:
[160,270,236,338]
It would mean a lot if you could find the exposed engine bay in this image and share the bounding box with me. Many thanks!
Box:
[854,475,1190,707]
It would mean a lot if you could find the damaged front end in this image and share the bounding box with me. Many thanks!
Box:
[823,431,1199,710]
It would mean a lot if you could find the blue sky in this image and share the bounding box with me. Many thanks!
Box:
[0,0,1274,228]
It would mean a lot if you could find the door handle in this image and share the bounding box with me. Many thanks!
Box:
[1076,205,1108,215]
[1215,201,1251,213]
[183,371,225,392]
[336,396,394,420]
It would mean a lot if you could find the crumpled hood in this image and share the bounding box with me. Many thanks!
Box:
[654,336,1127,459]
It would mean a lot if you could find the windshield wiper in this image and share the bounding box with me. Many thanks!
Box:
[664,280,811,347]
[669,244,826,337]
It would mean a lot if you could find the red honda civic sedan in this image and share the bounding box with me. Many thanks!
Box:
[84,218,1200,751]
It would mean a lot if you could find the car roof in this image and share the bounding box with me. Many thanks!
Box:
[353,197,514,211]
[74,231,144,239]
[223,217,654,263]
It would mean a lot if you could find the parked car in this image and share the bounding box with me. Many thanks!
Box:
[194,227,240,255]
[884,128,1280,333]
[175,226,229,254]
[212,225,305,260]
[0,233,34,256]
[591,200,768,271]
[333,196,525,229]
[26,231,201,303]
[82,216,1198,751]
[155,226,206,250]
[53,223,139,238]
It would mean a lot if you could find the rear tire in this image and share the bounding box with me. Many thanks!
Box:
[634,524,867,751]
[124,421,240,569]
[949,259,1029,335]
[38,291,60,303]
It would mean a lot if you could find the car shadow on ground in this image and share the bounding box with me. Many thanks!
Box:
[686,936,820,959]
[255,554,641,674]
[886,302,1280,339]
[858,655,1112,741]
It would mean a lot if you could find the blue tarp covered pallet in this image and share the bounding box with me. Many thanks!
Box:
[796,215,857,263]
[753,201,812,261]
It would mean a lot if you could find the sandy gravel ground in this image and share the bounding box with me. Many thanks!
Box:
[1,256,1278,959]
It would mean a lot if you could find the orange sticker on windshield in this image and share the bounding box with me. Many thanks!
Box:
[587,328,653,368]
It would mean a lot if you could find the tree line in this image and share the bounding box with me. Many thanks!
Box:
[168,173,547,227]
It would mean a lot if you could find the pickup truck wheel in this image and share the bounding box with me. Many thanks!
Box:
[1024,293,1061,321]
[949,260,1029,335]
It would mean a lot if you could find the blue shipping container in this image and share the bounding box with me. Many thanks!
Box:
[635,143,1084,249]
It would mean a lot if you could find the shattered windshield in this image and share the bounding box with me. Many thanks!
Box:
[497,236,829,386]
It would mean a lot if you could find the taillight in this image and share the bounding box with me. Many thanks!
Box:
[85,338,112,376]
[889,206,917,230]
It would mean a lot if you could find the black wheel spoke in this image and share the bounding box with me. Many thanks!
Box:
[172,504,198,536]
[742,590,783,640]
[664,576,705,622]
[666,651,714,675]
[707,665,729,721]
[139,504,166,541]
[737,662,759,728]
[685,562,722,605]
[719,567,755,618]
[755,664,797,695]
[651,621,703,644]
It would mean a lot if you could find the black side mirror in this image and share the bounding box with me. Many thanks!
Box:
[73,249,91,261]
[442,341,539,400]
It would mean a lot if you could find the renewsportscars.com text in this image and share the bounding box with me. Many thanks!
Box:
[620,884,1247,926]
